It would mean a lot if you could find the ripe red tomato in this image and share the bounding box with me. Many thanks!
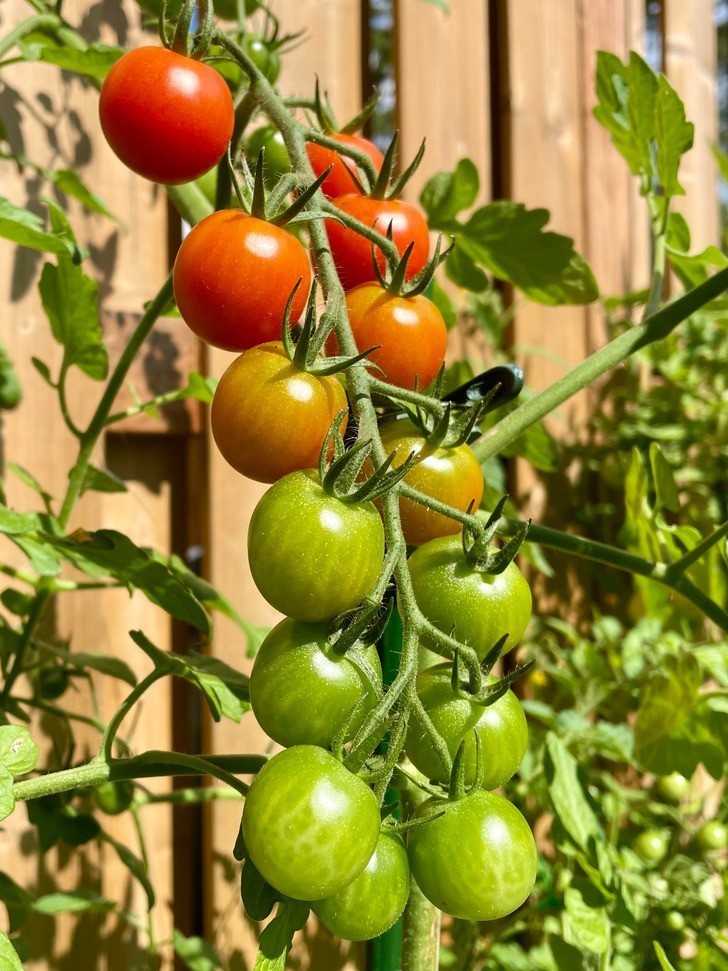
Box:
[325,196,430,291]
[407,535,532,659]
[329,285,447,390]
[173,211,311,351]
[307,134,384,199]
[99,47,234,185]
[312,831,410,941]
[249,618,383,748]
[375,418,483,546]
[408,790,537,920]
[242,745,381,900]
[405,664,528,790]
[211,342,347,483]
[248,470,385,621]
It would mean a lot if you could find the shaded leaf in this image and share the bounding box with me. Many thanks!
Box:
[0,197,79,260]
[252,900,309,971]
[564,884,609,954]
[544,732,602,853]
[79,465,127,496]
[104,836,155,909]
[32,891,114,915]
[0,873,31,934]
[39,257,107,380]
[241,859,281,921]
[173,929,223,971]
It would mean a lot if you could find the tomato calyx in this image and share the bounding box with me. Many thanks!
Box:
[164,0,214,58]
[450,640,535,704]
[373,231,451,300]
[230,146,331,226]
[461,495,531,575]
[312,77,379,137]
[364,129,426,201]
[281,280,377,377]
[318,418,418,505]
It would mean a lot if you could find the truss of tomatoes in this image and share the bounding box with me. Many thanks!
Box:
[98,44,537,942]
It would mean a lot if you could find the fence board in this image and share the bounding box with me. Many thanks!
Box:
[204,3,366,967]
[0,1,176,966]
[664,0,720,250]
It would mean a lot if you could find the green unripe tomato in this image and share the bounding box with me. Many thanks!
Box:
[38,666,70,701]
[243,36,280,83]
[95,780,135,815]
[695,820,727,852]
[312,831,410,941]
[663,910,686,933]
[655,772,690,804]
[249,618,383,748]
[408,789,537,920]
[407,535,532,660]
[242,746,381,901]
[245,125,291,183]
[632,829,669,865]
[405,664,527,790]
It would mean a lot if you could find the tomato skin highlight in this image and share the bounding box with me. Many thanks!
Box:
[375,418,483,545]
[247,470,385,621]
[173,211,311,351]
[407,535,532,659]
[326,196,430,291]
[250,618,383,748]
[99,47,234,185]
[632,829,669,864]
[307,135,384,199]
[242,745,381,900]
[335,285,447,391]
[210,342,347,483]
[312,831,410,941]
[408,790,537,920]
[405,664,528,789]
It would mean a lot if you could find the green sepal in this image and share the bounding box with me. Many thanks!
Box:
[462,495,531,574]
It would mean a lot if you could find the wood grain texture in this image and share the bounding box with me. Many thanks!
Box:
[664,0,720,250]
[0,1,178,966]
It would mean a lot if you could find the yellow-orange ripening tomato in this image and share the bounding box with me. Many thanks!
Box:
[211,342,347,483]
[329,284,447,391]
[376,418,484,545]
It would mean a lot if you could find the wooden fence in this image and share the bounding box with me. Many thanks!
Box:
[0,0,718,968]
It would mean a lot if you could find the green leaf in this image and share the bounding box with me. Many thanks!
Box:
[564,884,610,954]
[456,201,598,305]
[129,631,249,721]
[0,726,39,777]
[9,536,61,577]
[0,766,14,823]
[0,590,34,617]
[38,258,108,380]
[252,900,309,971]
[0,507,44,536]
[104,836,155,909]
[46,530,211,635]
[31,358,55,388]
[6,465,53,510]
[420,158,480,227]
[544,732,603,853]
[38,43,123,80]
[0,873,31,934]
[593,51,693,199]
[173,930,223,971]
[0,197,79,260]
[32,891,114,915]
[427,279,457,330]
[0,931,25,971]
[241,859,281,921]
[47,649,137,686]
[26,800,100,851]
[653,942,677,971]
[51,170,115,220]
[79,465,127,496]
[648,443,680,513]
[445,244,489,292]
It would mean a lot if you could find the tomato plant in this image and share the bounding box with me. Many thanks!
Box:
[695,820,727,851]
[375,418,483,545]
[332,285,447,391]
[242,36,281,83]
[654,772,690,803]
[407,790,537,920]
[210,342,347,483]
[99,47,234,185]
[307,134,384,199]
[312,831,410,941]
[94,781,135,816]
[247,470,385,621]
[632,829,669,864]
[407,535,532,658]
[173,210,311,351]
[245,125,291,181]
[242,745,381,900]
[249,618,383,747]
[325,196,430,291]
[405,664,527,789]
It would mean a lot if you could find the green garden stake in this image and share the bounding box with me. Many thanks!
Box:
[369,607,404,971]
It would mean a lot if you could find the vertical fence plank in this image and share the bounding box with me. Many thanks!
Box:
[664,0,720,249]
[0,1,180,966]
[204,3,366,967]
